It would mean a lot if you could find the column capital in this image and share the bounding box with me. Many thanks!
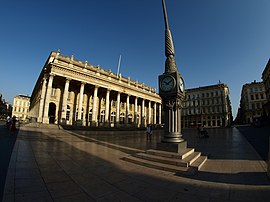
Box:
[66,77,72,82]
[43,73,49,80]
[49,73,55,78]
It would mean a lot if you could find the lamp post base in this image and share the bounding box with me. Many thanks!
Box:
[157,141,187,153]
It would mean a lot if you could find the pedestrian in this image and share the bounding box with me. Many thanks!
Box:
[146,124,153,141]
[200,125,209,138]
[6,115,11,130]
[10,116,17,132]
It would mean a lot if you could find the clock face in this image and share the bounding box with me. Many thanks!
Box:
[179,77,184,92]
[160,76,175,92]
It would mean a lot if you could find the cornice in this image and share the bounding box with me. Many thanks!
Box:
[50,63,161,103]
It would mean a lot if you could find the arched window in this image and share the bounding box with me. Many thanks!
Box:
[76,108,84,120]
[128,114,132,124]
[111,111,116,123]
[100,110,105,123]
[120,112,125,124]
[89,109,92,122]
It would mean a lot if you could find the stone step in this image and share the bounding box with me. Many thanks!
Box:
[133,152,189,167]
[190,155,208,171]
[122,156,196,175]
[182,152,201,166]
[146,148,195,159]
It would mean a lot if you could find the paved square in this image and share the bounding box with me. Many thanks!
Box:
[2,126,270,202]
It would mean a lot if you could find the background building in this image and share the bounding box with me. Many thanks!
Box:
[238,80,267,124]
[29,51,162,127]
[12,95,31,122]
[0,93,9,120]
[262,59,270,123]
[182,83,233,128]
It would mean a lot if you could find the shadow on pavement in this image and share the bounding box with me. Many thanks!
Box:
[0,124,18,201]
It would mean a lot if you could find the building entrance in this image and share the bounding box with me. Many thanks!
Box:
[48,103,56,124]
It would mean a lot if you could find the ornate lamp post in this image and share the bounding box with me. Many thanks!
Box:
[158,0,186,152]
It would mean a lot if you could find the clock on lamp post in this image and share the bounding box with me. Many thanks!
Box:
[157,0,186,149]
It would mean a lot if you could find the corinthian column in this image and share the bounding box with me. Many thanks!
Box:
[148,101,151,124]
[153,102,157,125]
[126,95,130,124]
[43,73,54,124]
[134,97,138,127]
[91,86,99,126]
[77,82,85,125]
[159,103,162,124]
[38,74,48,123]
[116,92,121,126]
[105,88,110,126]
[61,78,71,124]
[141,99,145,127]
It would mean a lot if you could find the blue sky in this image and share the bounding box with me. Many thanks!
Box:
[0,0,270,119]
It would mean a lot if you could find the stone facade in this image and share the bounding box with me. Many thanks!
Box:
[29,51,162,127]
[239,81,267,124]
[262,59,270,121]
[182,83,233,128]
[12,95,31,122]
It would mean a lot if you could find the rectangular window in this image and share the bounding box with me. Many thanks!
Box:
[255,94,259,100]
[112,100,116,107]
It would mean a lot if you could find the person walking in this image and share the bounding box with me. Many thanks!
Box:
[146,124,153,141]
[6,115,11,130]
[10,116,17,132]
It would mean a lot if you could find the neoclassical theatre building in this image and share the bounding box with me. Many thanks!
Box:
[29,51,162,127]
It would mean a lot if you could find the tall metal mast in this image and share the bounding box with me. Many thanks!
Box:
[162,0,177,73]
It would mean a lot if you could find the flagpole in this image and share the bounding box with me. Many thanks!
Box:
[117,54,122,78]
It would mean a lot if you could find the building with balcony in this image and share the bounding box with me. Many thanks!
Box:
[182,83,233,128]
[262,59,270,123]
[238,80,267,124]
[12,95,31,122]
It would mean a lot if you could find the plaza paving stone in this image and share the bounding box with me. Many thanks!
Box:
[2,126,270,202]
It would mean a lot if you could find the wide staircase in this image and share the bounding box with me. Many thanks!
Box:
[123,147,207,175]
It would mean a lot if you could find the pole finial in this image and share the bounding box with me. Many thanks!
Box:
[162,0,177,72]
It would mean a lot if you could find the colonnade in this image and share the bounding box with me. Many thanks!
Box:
[37,74,162,127]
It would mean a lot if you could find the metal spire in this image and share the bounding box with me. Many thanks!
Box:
[162,0,177,73]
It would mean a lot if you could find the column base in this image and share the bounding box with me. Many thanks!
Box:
[90,121,97,127]
[104,121,111,127]
[43,117,49,124]
[37,117,43,123]
[157,141,187,153]
[60,118,67,125]
[76,120,82,126]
